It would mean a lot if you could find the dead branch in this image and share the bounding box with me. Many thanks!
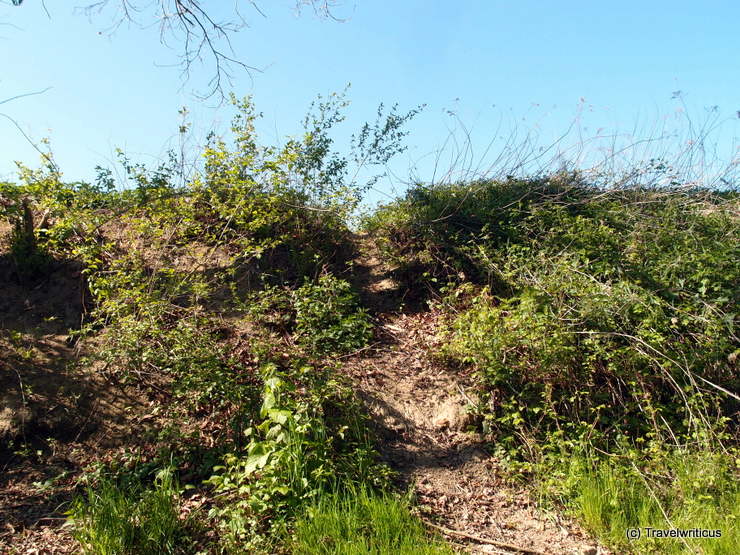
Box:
[70,1,343,99]
[421,518,547,555]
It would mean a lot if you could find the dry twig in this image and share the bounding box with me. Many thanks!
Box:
[422,518,547,555]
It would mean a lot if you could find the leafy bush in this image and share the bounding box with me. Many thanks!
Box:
[442,255,737,454]
[1,157,119,262]
[185,93,420,286]
[362,175,588,288]
[206,363,388,551]
[7,199,52,281]
[436,193,738,450]
[293,275,373,355]
[247,274,372,356]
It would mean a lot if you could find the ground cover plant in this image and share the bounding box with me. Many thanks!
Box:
[67,467,191,555]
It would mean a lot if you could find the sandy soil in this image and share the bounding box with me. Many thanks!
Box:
[343,236,604,555]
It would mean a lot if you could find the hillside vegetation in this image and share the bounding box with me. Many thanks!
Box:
[0,96,737,554]
[365,178,739,553]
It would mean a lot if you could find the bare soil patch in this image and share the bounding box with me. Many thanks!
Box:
[343,237,604,555]
[0,252,151,553]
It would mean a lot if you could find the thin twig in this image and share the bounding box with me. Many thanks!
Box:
[0,87,52,106]
[421,518,547,555]
[337,341,382,359]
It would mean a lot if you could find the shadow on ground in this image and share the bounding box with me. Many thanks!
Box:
[0,253,151,534]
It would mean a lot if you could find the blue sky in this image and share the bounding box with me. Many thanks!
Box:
[1,1,738,202]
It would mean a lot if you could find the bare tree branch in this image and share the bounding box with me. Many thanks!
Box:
[0,86,52,106]
[0,111,59,173]
[8,1,343,100]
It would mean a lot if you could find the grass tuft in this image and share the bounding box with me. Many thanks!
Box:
[562,450,739,554]
[291,487,452,554]
[68,468,189,555]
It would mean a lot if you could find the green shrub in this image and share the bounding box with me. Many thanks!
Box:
[441,254,736,453]
[206,363,388,551]
[247,274,372,356]
[8,208,52,282]
[362,174,593,288]
[293,275,373,355]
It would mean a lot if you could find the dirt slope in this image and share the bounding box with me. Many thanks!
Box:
[344,235,603,555]
[0,254,150,553]
[1,232,603,554]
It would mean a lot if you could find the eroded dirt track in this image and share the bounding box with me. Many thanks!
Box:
[344,236,600,555]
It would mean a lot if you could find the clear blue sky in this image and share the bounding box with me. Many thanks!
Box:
[1,1,738,202]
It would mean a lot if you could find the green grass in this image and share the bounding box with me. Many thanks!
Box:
[561,449,739,554]
[68,468,190,555]
[290,487,452,554]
